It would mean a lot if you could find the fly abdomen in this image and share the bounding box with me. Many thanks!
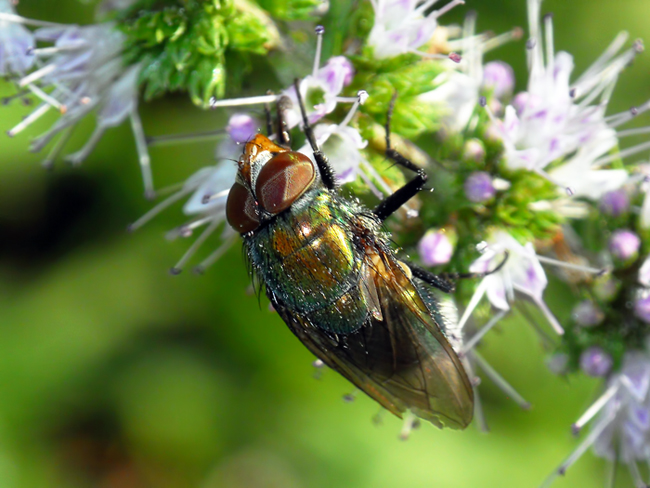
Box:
[247,190,370,333]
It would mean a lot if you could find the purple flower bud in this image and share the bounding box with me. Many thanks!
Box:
[464,172,496,203]
[600,189,629,217]
[580,347,613,377]
[512,92,529,114]
[462,139,486,163]
[482,61,515,98]
[635,290,650,324]
[572,300,605,327]
[546,353,569,375]
[418,229,454,266]
[609,230,641,261]
[226,113,258,144]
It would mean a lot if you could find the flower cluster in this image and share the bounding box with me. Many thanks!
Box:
[3,0,650,485]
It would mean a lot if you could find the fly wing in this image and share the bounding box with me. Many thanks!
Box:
[272,250,473,430]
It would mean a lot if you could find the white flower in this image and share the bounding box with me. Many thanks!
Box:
[490,0,647,200]
[469,231,549,314]
[548,132,628,199]
[0,0,35,76]
[294,90,390,194]
[458,229,604,339]
[545,352,650,487]
[1,13,153,196]
[418,12,521,132]
[138,158,239,275]
[368,0,465,59]
[210,56,356,129]
[419,70,480,133]
[209,29,358,131]
[282,55,354,128]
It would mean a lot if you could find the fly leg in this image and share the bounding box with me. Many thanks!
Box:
[407,264,456,293]
[406,252,509,294]
[373,93,428,222]
[293,79,338,191]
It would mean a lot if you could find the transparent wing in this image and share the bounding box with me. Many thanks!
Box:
[273,250,473,430]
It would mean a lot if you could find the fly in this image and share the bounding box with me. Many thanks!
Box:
[225,82,497,430]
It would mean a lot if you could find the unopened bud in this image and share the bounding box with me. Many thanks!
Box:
[580,347,612,377]
[418,228,456,266]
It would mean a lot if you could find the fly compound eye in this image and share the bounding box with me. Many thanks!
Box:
[255,151,316,214]
[226,182,260,234]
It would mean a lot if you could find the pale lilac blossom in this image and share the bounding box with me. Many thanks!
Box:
[301,123,367,184]
[226,113,259,143]
[128,129,249,274]
[210,29,357,130]
[1,12,152,196]
[297,91,383,191]
[459,230,565,335]
[545,352,650,487]
[468,232,548,312]
[367,0,465,59]
[281,55,355,128]
[418,13,521,132]
[0,0,35,76]
[488,0,645,201]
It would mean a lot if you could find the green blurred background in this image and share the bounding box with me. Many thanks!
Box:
[1,0,649,486]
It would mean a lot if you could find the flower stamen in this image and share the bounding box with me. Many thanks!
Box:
[210,94,279,110]
[169,219,222,275]
[469,350,531,409]
[313,25,325,77]
[543,406,619,484]
[571,382,620,435]
[7,102,51,137]
[460,309,508,354]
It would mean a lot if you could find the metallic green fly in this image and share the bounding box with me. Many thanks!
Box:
[225,84,476,430]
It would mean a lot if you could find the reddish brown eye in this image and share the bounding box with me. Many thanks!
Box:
[226,182,260,234]
[255,152,316,214]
